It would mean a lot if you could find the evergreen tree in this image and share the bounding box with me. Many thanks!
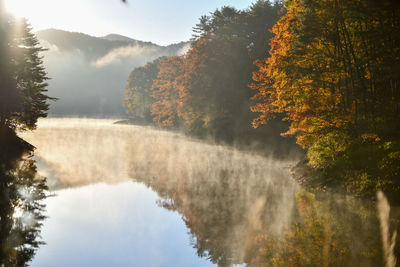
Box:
[0,7,53,133]
[0,6,21,131]
[13,19,55,130]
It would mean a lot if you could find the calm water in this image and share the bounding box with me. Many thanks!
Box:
[12,118,399,266]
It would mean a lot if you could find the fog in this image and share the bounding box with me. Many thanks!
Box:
[20,118,299,263]
[20,118,298,195]
[19,118,396,266]
[377,191,397,267]
[36,29,189,117]
[92,45,161,68]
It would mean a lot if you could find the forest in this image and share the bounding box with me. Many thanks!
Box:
[123,0,400,202]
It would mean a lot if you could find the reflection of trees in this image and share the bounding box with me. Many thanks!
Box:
[125,132,389,266]
[246,191,384,266]
[124,133,297,265]
[0,140,47,266]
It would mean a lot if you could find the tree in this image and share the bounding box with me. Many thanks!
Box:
[0,154,47,266]
[176,32,251,140]
[0,8,21,130]
[13,19,54,130]
[125,0,293,150]
[251,0,400,167]
[151,56,184,127]
[123,57,166,122]
[179,2,285,141]
[0,7,53,133]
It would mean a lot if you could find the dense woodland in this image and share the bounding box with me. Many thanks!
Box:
[124,1,292,149]
[251,0,400,199]
[124,0,400,201]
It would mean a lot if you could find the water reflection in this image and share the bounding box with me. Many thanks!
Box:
[124,131,299,266]
[124,130,398,266]
[30,182,214,267]
[20,119,400,266]
[0,146,47,266]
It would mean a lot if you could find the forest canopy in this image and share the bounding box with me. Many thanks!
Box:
[251,0,400,198]
[123,0,400,199]
[124,0,292,148]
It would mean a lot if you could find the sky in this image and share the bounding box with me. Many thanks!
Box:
[4,0,256,46]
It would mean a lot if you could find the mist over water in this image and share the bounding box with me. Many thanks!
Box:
[378,191,397,267]
[20,118,399,266]
[21,119,132,189]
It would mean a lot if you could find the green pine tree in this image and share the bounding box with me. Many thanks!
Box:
[0,7,21,131]
[0,6,54,133]
[13,19,56,130]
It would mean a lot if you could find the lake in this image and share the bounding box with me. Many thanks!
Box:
[13,118,398,266]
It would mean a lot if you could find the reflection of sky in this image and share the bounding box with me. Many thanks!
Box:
[31,181,214,267]
[23,119,296,266]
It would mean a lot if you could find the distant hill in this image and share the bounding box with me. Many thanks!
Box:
[100,34,137,43]
[36,29,190,117]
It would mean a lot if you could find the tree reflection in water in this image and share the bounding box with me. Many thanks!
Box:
[16,120,398,266]
[0,140,47,266]
[124,132,398,267]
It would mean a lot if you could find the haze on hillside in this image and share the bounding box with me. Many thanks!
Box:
[3,0,251,117]
[37,29,189,116]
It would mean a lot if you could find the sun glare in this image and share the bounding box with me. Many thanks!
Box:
[4,0,29,18]
[3,0,98,37]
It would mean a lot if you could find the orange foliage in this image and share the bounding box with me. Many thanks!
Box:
[251,0,400,158]
[151,56,185,127]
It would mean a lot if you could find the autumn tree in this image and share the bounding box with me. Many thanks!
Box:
[177,33,250,139]
[251,0,400,166]
[123,57,166,122]
[178,2,285,141]
[151,56,184,127]
[250,0,400,198]
[127,1,295,150]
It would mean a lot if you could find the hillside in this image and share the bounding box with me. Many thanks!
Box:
[36,29,190,116]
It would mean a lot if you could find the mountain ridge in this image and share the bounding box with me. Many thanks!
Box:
[36,28,189,49]
[35,28,190,117]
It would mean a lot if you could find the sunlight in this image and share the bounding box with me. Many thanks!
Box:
[3,0,99,38]
[12,206,24,219]
[4,0,75,19]
[4,0,34,18]
[3,0,85,27]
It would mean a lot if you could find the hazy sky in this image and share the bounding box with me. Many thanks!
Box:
[4,0,255,45]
